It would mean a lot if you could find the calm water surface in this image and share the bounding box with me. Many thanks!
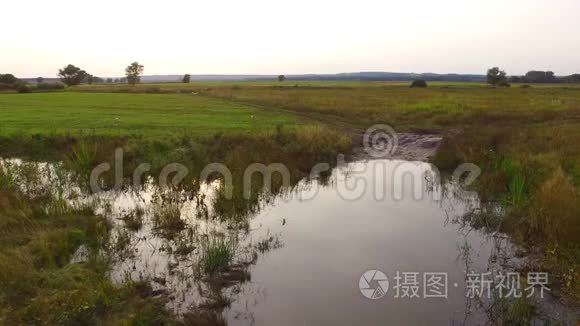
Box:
[2,157,504,325]
[104,159,498,325]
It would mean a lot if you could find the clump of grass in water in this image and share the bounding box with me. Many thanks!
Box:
[489,287,534,324]
[151,200,185,232]
[508,174,527,207]
[66,142,97,177]
[196,234,237,276]
[172,232,197,256]
[112,229,132,257]
[0,161,17,190]
[495,157,529,207]
[255,233,283,254]
[0,161,47,197]
[122,206,145,231]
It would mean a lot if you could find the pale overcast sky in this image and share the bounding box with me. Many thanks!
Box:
[2,0,579,77]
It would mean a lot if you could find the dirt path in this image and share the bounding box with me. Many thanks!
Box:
[212,96,443,162]
[350,132,443,162]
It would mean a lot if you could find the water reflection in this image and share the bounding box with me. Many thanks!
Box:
[94,159,502,325]
[1,158,516,325]
[220,160,494,325]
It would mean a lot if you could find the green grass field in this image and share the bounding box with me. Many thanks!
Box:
[201,83,580,131]
[68,81,580,132]
[0,92,298,137]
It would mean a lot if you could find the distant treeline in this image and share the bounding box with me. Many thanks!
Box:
[7,71,580,85]
[0,74,64,93]
[18,76,125,84]
[118,71,580,83]
[509,71,580,84]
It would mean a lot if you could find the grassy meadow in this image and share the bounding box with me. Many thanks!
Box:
[68,81,580,134]
[0,92,298,137]
[200,83,580,132]
[1,81,579,323]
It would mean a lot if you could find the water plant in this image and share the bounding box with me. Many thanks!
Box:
[151,200,185,233]
[488,286,534,325]
[255,233,283,254]
[122,206,145,231]
[196,233,237,276]
[112,229,133,259]
[0,161,17,190]
[508,173,527,207]
[65,142,98,183]
[494,157,529,207]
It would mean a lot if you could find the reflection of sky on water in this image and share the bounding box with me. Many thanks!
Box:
[1,158,507,324]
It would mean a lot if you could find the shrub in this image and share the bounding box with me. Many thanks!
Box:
[17,84,31,93]
[410,80,428,88]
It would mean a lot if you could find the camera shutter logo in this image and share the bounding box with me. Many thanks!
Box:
[359,270,389,299]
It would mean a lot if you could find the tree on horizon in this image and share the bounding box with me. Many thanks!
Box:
[486,67,508,87]
[125,62,144,85]
[58,64,88,86]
